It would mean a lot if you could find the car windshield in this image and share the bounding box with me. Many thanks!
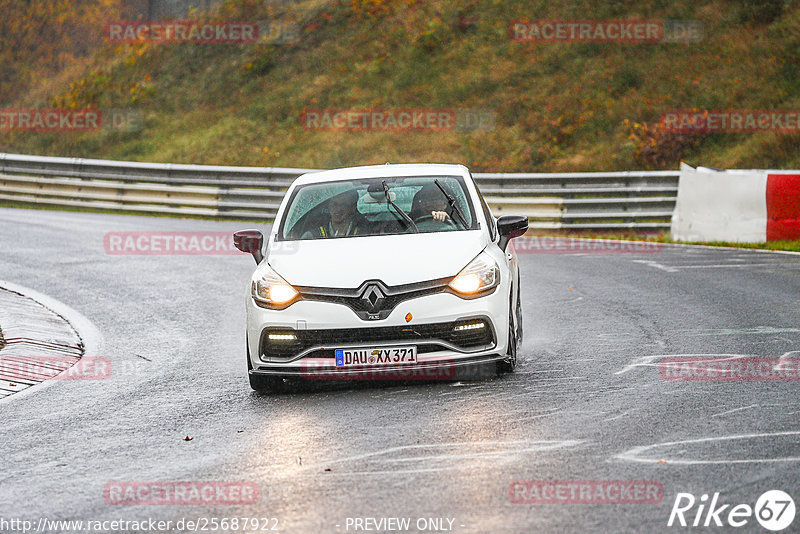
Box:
[278,175,477,240]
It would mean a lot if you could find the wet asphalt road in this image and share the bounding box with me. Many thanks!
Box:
[1,207,799,533]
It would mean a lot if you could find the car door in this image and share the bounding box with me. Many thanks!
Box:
[475,182,520,311]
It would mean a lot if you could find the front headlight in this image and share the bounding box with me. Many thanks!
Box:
[252,265,299,308]
[448,252,500,296]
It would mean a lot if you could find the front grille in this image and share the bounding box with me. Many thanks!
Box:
[295,278,452,320]
[260,319,495,361]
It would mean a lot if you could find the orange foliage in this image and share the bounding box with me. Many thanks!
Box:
[350,0,416,16]
[624,119,700,169]
[0,0,122,103]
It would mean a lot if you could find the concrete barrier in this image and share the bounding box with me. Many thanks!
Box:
[672,163,800,242]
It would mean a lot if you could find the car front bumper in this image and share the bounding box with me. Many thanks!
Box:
[246,288,511,381]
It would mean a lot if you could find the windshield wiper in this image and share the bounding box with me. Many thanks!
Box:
[383,180,419,233]
[434,179,469,229]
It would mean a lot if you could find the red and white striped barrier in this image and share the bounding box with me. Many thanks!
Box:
[767,172,800,241]
[671,163,800,243]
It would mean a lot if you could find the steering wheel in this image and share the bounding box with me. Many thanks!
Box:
[414,214,458,231]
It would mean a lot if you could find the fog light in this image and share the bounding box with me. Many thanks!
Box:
[268,333,297,341]
[454,322,486,332]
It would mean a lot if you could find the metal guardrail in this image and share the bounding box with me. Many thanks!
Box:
[0,153,678,230]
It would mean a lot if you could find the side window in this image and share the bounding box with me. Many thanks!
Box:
[476,186,497,241]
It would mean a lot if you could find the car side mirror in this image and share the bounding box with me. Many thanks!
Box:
[234,230,264,264]
[497,215,528,251]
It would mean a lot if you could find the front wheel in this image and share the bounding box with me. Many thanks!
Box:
[515,291,523,344]
[496,304,517,375]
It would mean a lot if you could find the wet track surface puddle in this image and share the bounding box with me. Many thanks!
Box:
[616,431,800,464]
[299,439,584,476]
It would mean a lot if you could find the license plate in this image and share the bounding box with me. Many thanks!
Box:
[334,346,417,367]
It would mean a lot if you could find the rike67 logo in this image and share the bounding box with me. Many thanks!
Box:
[668,490,795,531]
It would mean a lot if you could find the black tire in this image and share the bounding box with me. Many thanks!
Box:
[515,290,523,344]
[247,340,286,393]
[497,303,518,375]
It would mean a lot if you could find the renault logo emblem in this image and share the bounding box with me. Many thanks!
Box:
[361,284,385,313]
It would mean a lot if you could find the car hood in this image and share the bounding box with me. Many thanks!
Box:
[265,230,488,288]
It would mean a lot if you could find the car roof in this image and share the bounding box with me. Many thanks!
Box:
[291,163,471,186]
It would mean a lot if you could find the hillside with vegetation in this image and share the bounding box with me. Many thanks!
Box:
[1,0,799,172]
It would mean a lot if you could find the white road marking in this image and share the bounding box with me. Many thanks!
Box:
[633,257,800,272]
[615,431,800,464]
[369,389,409,398]
[637,241,800,257]
[676,326,800,336]
[597,333,637,340]
[514,413,560,423]
[445,389,563,404]
[615,354,670,375]
[615,353,750,375]
[303,439,584,475]
[632,260,679,272]
[774,351,800,371]
[528,376,587,381]
[711,405,759,418]
[509,408,562,419]
[450,382,488,389]
[672,262,800,269]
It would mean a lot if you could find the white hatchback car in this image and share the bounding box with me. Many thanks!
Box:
[234,163,528,391]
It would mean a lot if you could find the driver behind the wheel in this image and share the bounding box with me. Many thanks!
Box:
[410,184,450,223]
